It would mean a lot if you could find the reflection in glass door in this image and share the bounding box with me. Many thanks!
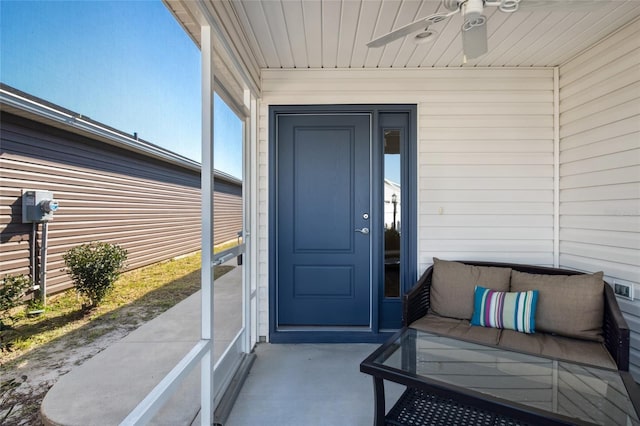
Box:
[384,130,401,299]
[212,93,248,408]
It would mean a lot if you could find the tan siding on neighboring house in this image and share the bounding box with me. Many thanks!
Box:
[257,67,555,338]
[559,18,640,378]
[213,190,243,244]
[1,112,242,295]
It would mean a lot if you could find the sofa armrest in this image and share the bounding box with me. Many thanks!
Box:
[603,283,631,371]
[402,266,433,327]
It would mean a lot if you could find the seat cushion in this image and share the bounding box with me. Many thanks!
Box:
[498,330,616,370]
[510,270,604,342]
[430,258,511,321]
[410,314,502,346]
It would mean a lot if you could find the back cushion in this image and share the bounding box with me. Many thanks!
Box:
[430,258,511,320]
[510,270,604,342]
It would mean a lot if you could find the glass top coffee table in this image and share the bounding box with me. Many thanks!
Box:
[360,328,640,426]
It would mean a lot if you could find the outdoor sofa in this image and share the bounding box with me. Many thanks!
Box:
[403,258,630,371]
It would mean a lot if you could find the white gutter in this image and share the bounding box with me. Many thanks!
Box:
[553,67,560,268]
[1,86,202,173]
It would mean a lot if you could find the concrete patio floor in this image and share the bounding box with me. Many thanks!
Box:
[224,343,404,426]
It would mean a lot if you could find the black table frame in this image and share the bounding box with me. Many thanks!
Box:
[360,327,640,426]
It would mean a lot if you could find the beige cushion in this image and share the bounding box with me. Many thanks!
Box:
[499,330,616,370]
[430,258,511,320]
[510,270,604,342]
[411,314,502,346]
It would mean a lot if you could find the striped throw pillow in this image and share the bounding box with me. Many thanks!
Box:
[471,286,539,334]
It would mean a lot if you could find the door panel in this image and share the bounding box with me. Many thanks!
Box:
[277,114,371,326]
[293,128,353,251]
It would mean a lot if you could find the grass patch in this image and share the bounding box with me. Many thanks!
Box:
[0,251,233,365]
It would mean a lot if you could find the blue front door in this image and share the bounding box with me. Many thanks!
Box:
[277,114,371,326]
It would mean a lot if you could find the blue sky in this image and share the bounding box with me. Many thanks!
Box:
[1,0,243,179]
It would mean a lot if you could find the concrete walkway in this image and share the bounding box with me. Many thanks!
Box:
[41,265,243,426]
[42,264,404,425]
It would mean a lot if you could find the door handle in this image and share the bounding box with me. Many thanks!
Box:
[355,228,370,235]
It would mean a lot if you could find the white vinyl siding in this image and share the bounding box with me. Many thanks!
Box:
[559,18,640,378]
[256,67,555,339]
[257,102,270,337]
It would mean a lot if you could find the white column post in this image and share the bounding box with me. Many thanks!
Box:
[200,24,215,426]
[249,93,258,348]
[242,89,250,351]
[250,94,260,345]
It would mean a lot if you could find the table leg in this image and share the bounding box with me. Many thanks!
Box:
[373,377,385,426]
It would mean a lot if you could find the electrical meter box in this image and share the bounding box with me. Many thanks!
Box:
[22,190,59,223]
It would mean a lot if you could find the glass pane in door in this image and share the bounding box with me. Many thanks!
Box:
[384,129,401,298]
[212,93,244,363]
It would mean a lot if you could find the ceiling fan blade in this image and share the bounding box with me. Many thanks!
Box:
[462,19,488,59]
[516,0,607,12]
[367,13,452,48]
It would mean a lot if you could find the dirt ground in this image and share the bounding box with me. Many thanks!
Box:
[0,302,168,426]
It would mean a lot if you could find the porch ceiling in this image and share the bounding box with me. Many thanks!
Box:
[172,0,640,72]
[236,0,640,68]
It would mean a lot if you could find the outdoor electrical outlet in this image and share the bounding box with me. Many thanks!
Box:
[614,281,634,300]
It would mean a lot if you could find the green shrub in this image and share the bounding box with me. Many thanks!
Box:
[384,228,400,251]
[0,274,31,330]
[63,242,128,308]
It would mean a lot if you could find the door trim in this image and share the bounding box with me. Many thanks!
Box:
[268,104,417,343]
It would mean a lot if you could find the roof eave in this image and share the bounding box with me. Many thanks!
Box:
[1,84,201,172]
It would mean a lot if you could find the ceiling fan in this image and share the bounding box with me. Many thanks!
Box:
[366,0,603,60]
